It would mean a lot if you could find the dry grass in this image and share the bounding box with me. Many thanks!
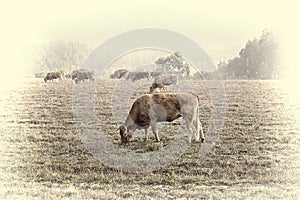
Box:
[0,79,299,199]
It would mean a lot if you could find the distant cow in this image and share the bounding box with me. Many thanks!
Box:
[150,71,162,78]
[149,74,178,93]
[65,74,72,79]
[110,69,129,79]
[118,92,205,144]
[72,70,94,83]
[126,72,150,82]
[44,71,64,82]
[58,70,65,78]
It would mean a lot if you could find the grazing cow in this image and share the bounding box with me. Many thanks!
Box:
[72,70,94,83]
[110,69,129,79]
[118,92,205,144]
[71,70,79,79]
[44,71,64,82]
[65,74,72,79]
[126,72,150,82]
[150,71,162,78]
[57,70,65,79]
[149,74,178,93]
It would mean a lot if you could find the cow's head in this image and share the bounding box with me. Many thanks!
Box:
[118,125,132,144]
[149,85,154,93]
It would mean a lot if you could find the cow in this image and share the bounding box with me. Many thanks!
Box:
[110,69,129,79]
[150,71,162,78]
[44,71,64,82]
[72,70,94,83]
[57,70,65,79]
[126,72,150,82]
[118,92,205,144]
[149,74,178,93]
[65,74,72,79]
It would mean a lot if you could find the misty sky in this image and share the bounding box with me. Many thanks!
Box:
[0,1,299,78]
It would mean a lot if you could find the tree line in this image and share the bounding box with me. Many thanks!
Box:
[34,40,88,75]
[204,30,281,79]
[35,30,281,80]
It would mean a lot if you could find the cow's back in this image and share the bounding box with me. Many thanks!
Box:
[151,93,181,122]
[129,93,187,125]
[154,74,177,85]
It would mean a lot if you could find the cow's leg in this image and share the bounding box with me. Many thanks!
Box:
[175,79,179,91]
[191,107,199,142]
[150,121,160,142]
[144,128,149,141]
[184,117,195,144]
[193,117,204,142]
[194,107,205,143]
[193,119,200,142]
[182,108,197,143]
[198,119,205,143]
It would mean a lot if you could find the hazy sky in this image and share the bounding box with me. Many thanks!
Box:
[0,0,299,78]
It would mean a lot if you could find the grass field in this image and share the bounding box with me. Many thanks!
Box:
[0,78,299,199]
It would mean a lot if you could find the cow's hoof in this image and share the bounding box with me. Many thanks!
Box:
[201,138,205,143]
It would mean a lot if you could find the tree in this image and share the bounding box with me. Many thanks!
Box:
[257,30,280,78]
[35,41,89,73]
[155,52,191,78]
[215,29,280,79]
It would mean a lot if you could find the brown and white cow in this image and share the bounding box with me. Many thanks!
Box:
[44,71,64,82]
[149,74,178,93]
[118,92,205,144]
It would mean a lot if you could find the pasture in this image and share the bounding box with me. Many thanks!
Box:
[0,78,299,199]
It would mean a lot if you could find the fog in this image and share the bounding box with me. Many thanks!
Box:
[0,1,299,80]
